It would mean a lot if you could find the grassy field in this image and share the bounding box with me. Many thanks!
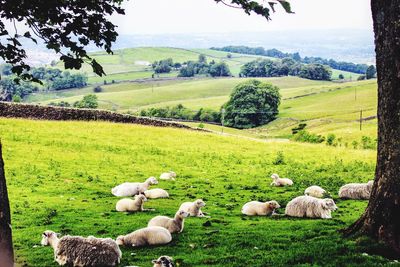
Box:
[257,79,377,145]
[0,118,394,266]
[54,47,359,84]
[33,76,332,111]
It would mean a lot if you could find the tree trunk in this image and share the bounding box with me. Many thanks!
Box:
[344,0,400,254]
[0,142,13,266]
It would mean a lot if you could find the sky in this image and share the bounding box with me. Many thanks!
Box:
[110,0,373,34]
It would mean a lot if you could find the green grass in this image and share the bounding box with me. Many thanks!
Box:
[1,118,393,266]
[34,76,332,112]
[258,79,377,144]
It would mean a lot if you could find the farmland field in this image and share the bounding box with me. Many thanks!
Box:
[0,118,391,266]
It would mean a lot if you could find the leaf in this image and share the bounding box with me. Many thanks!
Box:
[268,2,277,12]
[277,0,294,13]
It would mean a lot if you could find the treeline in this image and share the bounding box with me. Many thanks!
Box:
[211,46,370,74]
[0,64,88,101]
[48,94,99,109]
[152,54,231,78]
[139,104,221,123]
[240,58,332,81]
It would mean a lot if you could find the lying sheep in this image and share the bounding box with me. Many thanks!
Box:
[111,176,158,197]
[160,171,176,180]
[339,180,373,200]
[116,194,148,212]
[270,173,293,186]
[148,210,190,233]
[285,196,338,219]
[116,226,172,247]
[152,256,175,267]
[41,230,121,267]
[144,188,169,199]
[241,200,280,216]
[179,199,206,217]
[305,185,327,198]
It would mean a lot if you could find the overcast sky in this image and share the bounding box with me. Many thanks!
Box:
[110,0,373,34]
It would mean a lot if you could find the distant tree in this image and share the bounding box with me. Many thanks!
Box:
[357,75,366,81]
[299,64,332,80]
[93,86,103,93]
[338,74,345,79]
[227,53,232,58]
[73,94,98,109]
[223,80,281,129]
[12,95,21,103]
[209,62,231,77]
[198,54,207,64]
[366,65,376,79]
[152,58,173,74]
[0,78,38,101]
[1,64,13,76]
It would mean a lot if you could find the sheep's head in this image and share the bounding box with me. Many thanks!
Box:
[271,173,279,180]
[147,176,159,185]
[152,256,174,267]
[41,230,57,246]
[322,199,338,211]
[267,201,280,210]
[169,171,177,177]
[136,194,147,202]
[116,236,125,246]
[176,210,190,218]
[195,199,205,207]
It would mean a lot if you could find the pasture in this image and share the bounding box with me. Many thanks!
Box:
[0,118,391,266]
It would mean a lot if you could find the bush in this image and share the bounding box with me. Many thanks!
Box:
[293,130,325,144]
[12,95,22,103]
[361,136,376,149]
[73,94,98,109]
[326,134,336,146]
[272,151,285,165]
[93,86,103,93]
[357,75,366,81]
[223,80,281,129]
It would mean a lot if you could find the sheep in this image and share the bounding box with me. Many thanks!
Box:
[160,171,176,180]
[116,194,148,212]
[111,176,158,197]
[270,173,293,186]
[116,226,172,247]
[241,200,280,216]
[144,188,169,199]
[41,230,121,267]
[285,196,338,219]
[338,180,374,200]
[152,256,175,267]
[179,199,206,217]
[304,185,327,198]
[148,210,190,233]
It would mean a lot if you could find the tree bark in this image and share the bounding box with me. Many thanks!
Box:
[344,0,400,254]
[0,142,13,266]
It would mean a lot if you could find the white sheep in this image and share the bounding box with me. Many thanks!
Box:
[285,195,338,219]
[304,185,327,198]
[116,194,148,212]
[111,176,158,197]
[241,200,280,216]
[152,256,175,267]
[339,180,374,200]
[148,210,190,233]
[270,173,293,186]
[179,199,206,217]
[160,171,176,180]
[144,188,169,199]
[41,230,121,267]
[116,226,172,247]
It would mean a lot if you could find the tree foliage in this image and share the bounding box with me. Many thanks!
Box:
[0,0,125,82]
[212,46,370,74]
[223,79,281,129]
[366,65,376,79]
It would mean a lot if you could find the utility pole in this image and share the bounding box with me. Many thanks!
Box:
[355,87,357,101]
[360,109,363,131]
[221,108,225,134]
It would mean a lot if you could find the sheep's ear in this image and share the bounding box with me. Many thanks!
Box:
[152,260,159,264]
